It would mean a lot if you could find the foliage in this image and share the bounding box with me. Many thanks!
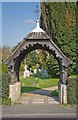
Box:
[2,46,11,61]
[67,77,77,104]
[46,55,59,77]
[2,97,11,105]
[2,64,8,74]
[2,72,11,105]
[19,50,39,76]
[76,2,78,74]
[20,64,25,76]
[40,2,76,75]
[2,64,11,105]
[24,51,39,69]
[0,73,2,103]
[38,50,47,66]
[1,49,11,105]
[50,90,58,97]
[19,50,59,78]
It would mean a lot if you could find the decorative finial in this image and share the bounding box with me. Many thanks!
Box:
[33,5,40,20]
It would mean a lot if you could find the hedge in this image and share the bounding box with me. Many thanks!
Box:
[2,73,11,105]
[0,73,2,103]
[67,77,78,104]
[2,64,11,105]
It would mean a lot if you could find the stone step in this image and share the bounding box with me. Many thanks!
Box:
[18,96,59,105]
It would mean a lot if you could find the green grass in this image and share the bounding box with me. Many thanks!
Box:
[20,74,77,93]
[21,86,40,92]
[20,76,59,93]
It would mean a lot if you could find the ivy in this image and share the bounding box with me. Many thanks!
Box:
[2,64,11,105]
[40,2,77,75]
[67,78,77,104]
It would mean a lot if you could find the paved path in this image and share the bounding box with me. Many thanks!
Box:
[2,86,76,118]
[18,94,59,104]
[18,86,59,104]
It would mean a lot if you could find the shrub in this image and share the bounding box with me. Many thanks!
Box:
[50,90,58,97]
[2,64,12,105]
[2,64,8,74]
[2,97,11,105]
[67,78,77,104]
[2,73,10,99]
[0,73,2,103]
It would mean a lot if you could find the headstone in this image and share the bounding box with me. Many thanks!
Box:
[36,68,39,74]
[23,65,30,78]
[34,68,40,74]
[42,67,44,78]
[34,69,37,74]
[39,69,41,72]
[42,67,48,78]
[29,67,32,76]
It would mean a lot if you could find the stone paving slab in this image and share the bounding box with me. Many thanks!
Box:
[18,94,59,104]
[18,87,59,105]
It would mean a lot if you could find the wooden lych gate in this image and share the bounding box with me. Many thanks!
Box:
[4,20,73,104]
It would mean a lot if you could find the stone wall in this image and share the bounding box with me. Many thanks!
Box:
[9,82,21,103]
[58,81,67,104]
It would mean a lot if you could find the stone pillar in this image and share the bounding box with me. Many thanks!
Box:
[8,65,21,103]
[60,65,68,85]
[8,65,17,84]
[9,82,21,103]
[58,81,67,104]
[58,64,68,104]
[10,71,17,84]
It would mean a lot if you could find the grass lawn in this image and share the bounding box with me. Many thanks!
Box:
[20,76,59,92]
[20,74,77,93]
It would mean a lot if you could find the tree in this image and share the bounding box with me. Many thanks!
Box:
[46,55,59,77]
[38,50,47,66]
[40,2,76,75]
[2,46,11,61]
[19,50,39,75]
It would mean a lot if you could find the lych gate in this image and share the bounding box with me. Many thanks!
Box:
[4,19,73,104]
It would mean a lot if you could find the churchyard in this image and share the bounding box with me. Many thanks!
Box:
[1,2,78,119]
[20,75,59,93]
[19,63,58,94]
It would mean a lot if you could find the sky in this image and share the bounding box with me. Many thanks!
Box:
[2,2,41,48]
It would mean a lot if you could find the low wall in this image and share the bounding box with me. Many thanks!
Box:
[9,82,21,103]
[58,81,67,104]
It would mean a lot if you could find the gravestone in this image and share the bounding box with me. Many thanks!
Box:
[29,67,32,76]
[42,67,48,78]
[34,68,41,74]
[23,65,30,78]
[34,69,37,74]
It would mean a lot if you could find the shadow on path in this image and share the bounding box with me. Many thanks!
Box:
[21,86,59,103]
